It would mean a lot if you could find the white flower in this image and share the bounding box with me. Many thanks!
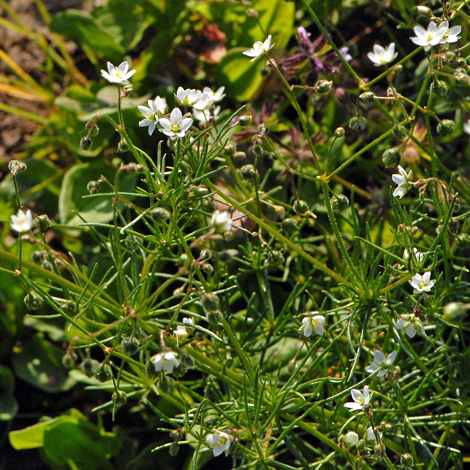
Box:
[367,43,397,66]
[152,352,179,373]
[464,119,470,135]
[202,86,225,103]
[404,247,425,265]
[205,431,232,457]
[138,97,168,136]
[174,318,194,337]
[395,316,425,338]
[158,108,193,139]
[10,209,33,233]
[409,272,435,292]
[301,315,325,337]
[392,165,413,198]
[410,21,446,49]
[243,35,274,61]
[366,427,383,442]
[210,210,232,233]
[192,105,220,123]
[344,431,359,447]
[100,61,136,84]
[365,350,397,377]
[438,21,462,44]
[344,385,371,411]
[175,87,204,107]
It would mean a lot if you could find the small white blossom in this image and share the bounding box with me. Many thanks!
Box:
[205,431,232,457]
[365,350,397,377]
[174,318,194,337]
[175,87,204,107]
[392,165,413,198]
[152,352,179,373]
[344,385,371,412]
[344,431,359,447]
[192,105,221,123]
[243,35,274,61]
[464,119,470,135]
[409,272,435,292]
[395,316,425,338]
[438,21,462,45]
[300,315,325,337]
[367,43,397,66]
[404,247,425,265]
[210,210,232,233]
[10,209,33,233]
[366,427,383,442]
[138,97,168,136]
[202,86,225,103]
[100,61,135,84]
[410,21,446,49]
[159,108,193,139]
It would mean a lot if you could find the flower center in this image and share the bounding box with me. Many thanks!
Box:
[171,123,182,133]
[419,282,427,288]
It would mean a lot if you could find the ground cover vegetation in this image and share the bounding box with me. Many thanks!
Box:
[1,0,470,469]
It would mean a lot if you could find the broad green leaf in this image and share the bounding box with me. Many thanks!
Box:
[12,334,76,393]
[49,10,124,62]
[58,161,138,226]
[9,420,49,449]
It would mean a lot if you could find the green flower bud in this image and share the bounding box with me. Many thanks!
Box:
[169,441,179,457]
[80,136,92,151]
[374,443,386,458]
[392,124,408,140]
[202,293,220,313]
[331,194,349,212]
[349,116,367,131]
[416,6,432,16]
[201,262,214,274]
[146,360,160,378]
[31,250,47,264]
[41,260,54,272]
[117,139,129,153]
[24,291,43,310]
[151,207,170,223]
[62,351,78,369]
[267,250,284,266]
[252,143,264,157]
[334,127,345,137]
[37,214,52,232]
[121,81,133,97]
[238,115,252,126]
[443,302,469,321]
[360,92,376,102]
[96,364,112,382]
[448,218,461,235]
[181,353,195,368]
[293,200,309,215]
[85,120,99,137]
[172,363,187,379]
[112,390,127,408]
[382,148,402,168]
[282,218,298,234]
[193,186,209,198]
[240,164,256,179]
[275,205,285,220]
[87,181,100,195]
[157,375,176,394]
[432,79,448,97]
[206,310,222,326]
[400,453,414,469]
[258,123,269,134]
[8,160,27,176]
[316,80,333,93]
[225,142,236,156]
[247,8,259,18]
[437,119,455,136]
[81,358,99,378]
[177,253,189,267]
[121,336,140,356]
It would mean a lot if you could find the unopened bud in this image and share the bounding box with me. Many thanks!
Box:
[62,351,78,369]
[121,81,133,97]
[282,218,298,234]
[417,6,432,16]
[360,92,376,102]
[80,136,92,151]
[172,363,187,379]
[8,160,27,176]
[240,164,256,179]
[267,250,284,266]
[331,194,349,212]
[275,205,285,220]
[96,364,112,382]
[118,139,129,153]
[86,120,99,137]
[121,336,140,355]
[157,375,176,394]
[437,119,455,136]
[393,124,408,140]
[443,302,469,321]
[349,116,367,131]
[202,293,220,313]
[233,151,246,160]
[37,214,52,232]
[400,453,414,469]
[225,142,236,156]
[258,123,269,134]
[293,199,309,215]
[87,181,100,195]
[206,310,222,326]
[151,207,170,223]
[432,79,448,97]
[238,115,252,126]
[382,148,402,168]
[334,127,345,137]
[218,249,238,264]
[81,358,99,377]
[316,80,333,93]
[247,8,258,18]
[112,390,127,408]
[24,291,43,310]
[201,262,213,274]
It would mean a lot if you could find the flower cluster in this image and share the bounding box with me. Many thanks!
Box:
[410,20,461,50]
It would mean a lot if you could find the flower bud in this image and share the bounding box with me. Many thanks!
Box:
[202,293,220,313]
[267,250,284,266]
[81,358,99,377]
[193,186,209,198]
[293,199,309,215]
[240,164,256,179]
[96,364,112,383]
[443,302,469,321]
[392,124,408,140]
[334,127,345,137]
[374,443,386,458]
[157,375,176,394]
[121,81,133,97]
[225,142,236,156]
[85,119,99,137]
[201,262,214,274]
[177,253,189,267]
[87,181,100,195]
[258,123,269,134]
[218,249,238,264]
[80,136,92,151]
[206,310,222,325]
[437,119,455,136]
[275,205,285,220]
[360,92,376,102]
[146,360,160,378]
[24,291,43,310]
[247,8,258,18]
[331,194,349,212]
[349,116,367,131]
[121,336,140,355]
[172,363,187,379]
[448,218,461,235]
[41,260,54,272]
[382,147,402,168]
[112,390,127,408]
[238,115,252,126]
[432,79,448,97]
[36,214,52,232]
[282,218,298,234]
[8,160,27,176]
[151,207,170,223]
[181,353,195,368]
[233,151,246,160]
[417,6,432,16]
[62,351,78,369]
[252,143,264,157]
[117,139,129,153]
[400,453,414,469]
[316,80,333,93]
